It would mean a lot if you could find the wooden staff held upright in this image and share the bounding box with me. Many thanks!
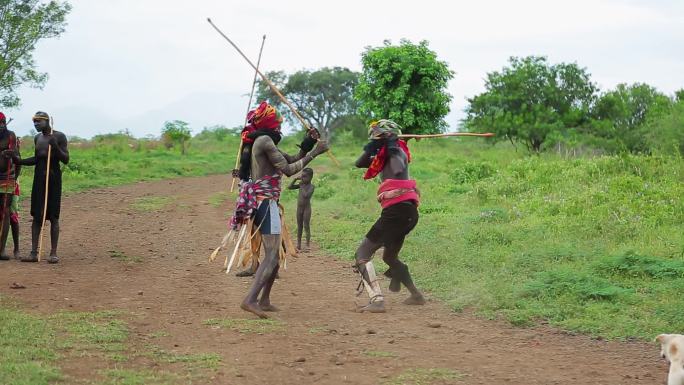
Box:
[231,34,267,193]
[37,118,54,262]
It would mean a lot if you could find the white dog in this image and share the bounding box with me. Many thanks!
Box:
[656,334,684,385]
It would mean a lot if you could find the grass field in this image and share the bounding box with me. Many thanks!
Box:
[2,132,682,383]
[10,132,684,343]
[277,138,684,340]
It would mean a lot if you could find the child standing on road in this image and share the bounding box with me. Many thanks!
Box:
[288,168,315,251]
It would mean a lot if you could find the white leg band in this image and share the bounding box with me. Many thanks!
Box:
[360,261,384,303]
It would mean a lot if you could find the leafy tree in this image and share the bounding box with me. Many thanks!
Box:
[644,99,684,156]
[161,120,191,155]
[0,0,72,108]
[193,125,240,142]
[676,89,684,103]
[355,39,453,135]
[464,56,597,153]
[255,67,359,139]
[589,83,673,153]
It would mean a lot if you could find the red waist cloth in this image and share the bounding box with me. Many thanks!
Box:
[377,179,420,209]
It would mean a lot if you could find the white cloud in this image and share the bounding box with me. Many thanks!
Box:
[4,0,683,137]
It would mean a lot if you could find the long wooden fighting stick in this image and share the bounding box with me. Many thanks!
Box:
[399,132,495,139]
[230,34,267,193]
[207,18,340,167]
[37,118,54,261]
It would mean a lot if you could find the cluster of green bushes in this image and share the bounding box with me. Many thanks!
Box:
[465,56,684,156]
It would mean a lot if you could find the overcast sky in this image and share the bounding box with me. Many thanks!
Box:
[4,0,683,138]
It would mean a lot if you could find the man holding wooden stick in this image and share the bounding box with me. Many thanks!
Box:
[353,120,426,313]
[11,111,69,263]
[231,101,329,318]
[0,112,20,260]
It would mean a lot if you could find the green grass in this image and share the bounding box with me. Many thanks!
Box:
[202,318,285,334]
[131,196,173,212]
[0,304,129,384]
[0,298,62,385]
[18,132,239,195]
[208,192,229,207]
[0,296,226,384]
[49,310,129,354]
[384,368,462,385]
[5,133,682,348]
[277,139,684,340]
[145,346,221,370]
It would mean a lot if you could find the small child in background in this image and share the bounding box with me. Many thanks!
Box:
[288,167,315,251]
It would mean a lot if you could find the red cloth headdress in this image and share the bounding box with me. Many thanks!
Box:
[240,101,283,144]
[250,101,282,131]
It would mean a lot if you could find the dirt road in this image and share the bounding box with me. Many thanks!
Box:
[0,175,667,384]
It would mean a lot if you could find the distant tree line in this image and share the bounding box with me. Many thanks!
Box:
[464,56,684,155]
[255,43,682,156]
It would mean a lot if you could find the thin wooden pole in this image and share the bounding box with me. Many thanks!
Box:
[231,34,267,193]
[398,132,495,139]
[207,18,340,167]
[226,224,248,273]
[37,119,54,261]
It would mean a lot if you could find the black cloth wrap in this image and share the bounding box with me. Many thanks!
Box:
[31,156,62,221]
[365,201,418,245]
[237,130,283,181]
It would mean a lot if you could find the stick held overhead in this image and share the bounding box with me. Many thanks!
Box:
[207,18,340,167]
[398,132,495,139]
[230,34,267,193]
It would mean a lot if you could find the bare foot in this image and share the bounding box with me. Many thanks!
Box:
[403,294,426,305]
[240,301,269,319]
[258,302,280,312]
[357,301,386,313]
[13,249,19,260]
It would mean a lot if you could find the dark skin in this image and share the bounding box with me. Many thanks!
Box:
[13,119,69,260]
[0,120,19,259]
[353,132,425,311]
[239,130,329,318]
[288,170,314,251]
[234,128,322,277]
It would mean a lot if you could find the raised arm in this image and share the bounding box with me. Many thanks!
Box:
[259,136,328,177]
[355,139,384,168]
[281,132,318,163]
[288,177,301,190]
